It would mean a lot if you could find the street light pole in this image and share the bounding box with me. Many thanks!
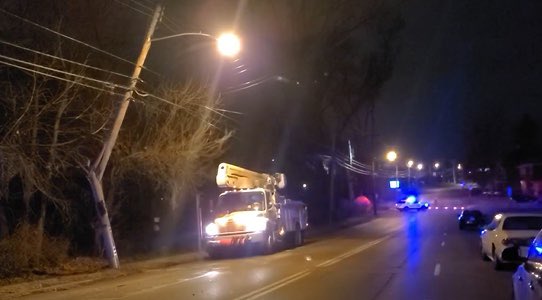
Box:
[406,160,413,188]
[407,166,411,187]
[87,3,164,269]
[395,162,399,186]
[452,161,457,184]
[372,159,377,216]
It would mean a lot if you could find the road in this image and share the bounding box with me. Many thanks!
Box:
[22,191,516,300]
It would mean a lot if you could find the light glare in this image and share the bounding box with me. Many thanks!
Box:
[217,32,241,57]
[386,151,397,162]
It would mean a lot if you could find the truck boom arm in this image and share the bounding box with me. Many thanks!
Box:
[216,163,285,189]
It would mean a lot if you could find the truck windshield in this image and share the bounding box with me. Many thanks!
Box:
[216,191,266,214]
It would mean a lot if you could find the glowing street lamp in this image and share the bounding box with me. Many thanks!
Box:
[457,163,463,170]
[434,162,440,169]
[417,163,424,170]
[386,151,398,162]
[216,32,241,57]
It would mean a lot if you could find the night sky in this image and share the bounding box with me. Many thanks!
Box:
[158,0,542,168]
[376,0,542,162]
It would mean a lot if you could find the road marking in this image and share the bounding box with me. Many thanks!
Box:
[316,236,389,268]
[234,235,390,300]
[102,272,214,299]
[441,241,445,247]
[233,270,311,300]
[434,263,441,276]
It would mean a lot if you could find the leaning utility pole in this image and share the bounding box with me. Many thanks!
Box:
[88,3,163,268]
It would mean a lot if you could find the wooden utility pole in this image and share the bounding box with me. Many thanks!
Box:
[88,3,163,268]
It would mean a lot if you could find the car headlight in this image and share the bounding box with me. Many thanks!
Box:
[205,223,219,236]
[245,217,268,232]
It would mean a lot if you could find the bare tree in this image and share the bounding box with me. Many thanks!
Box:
[0,52,112,251]
[109,82,232,215]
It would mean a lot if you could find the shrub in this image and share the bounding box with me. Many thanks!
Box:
[0,224,69,279]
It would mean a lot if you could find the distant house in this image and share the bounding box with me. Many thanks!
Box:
[517,163,542,197]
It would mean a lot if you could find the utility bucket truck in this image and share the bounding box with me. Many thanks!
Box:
[204,163,308,258]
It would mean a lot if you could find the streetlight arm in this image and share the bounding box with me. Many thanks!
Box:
[151,32,214,42]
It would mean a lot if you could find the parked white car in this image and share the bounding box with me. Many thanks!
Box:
[480,212,542,269]
[513,229,542,300]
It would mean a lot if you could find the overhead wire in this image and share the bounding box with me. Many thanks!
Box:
[0,59,124,96]
[322,153,410,178]
[127,0,154,11]
[112,0,153,18]
[0,39,133,80]
[0,7,161,77]
[222,75,282,94]
[134,93,220,130]
[0,53,130,92]
[136,89,229,118]
[0,48,239,119]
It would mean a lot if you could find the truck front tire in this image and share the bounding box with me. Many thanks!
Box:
[294,224,303,247]
[262,231,276,255]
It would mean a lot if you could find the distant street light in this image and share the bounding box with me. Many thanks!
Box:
[457,163,463,170]
[386,151,397,162]
[302,183,308,190]
[434,162,440,169]
[417,163,424,170]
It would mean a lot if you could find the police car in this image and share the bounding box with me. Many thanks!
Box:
[395,195,429,211]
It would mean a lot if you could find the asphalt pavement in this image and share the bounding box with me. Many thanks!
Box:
[16,191,518,300]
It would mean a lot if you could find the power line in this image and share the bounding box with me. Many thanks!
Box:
[112,0,179,34]
[113,0,153,18]
[222,76,282,94]
[135,87,242,125]
[0,7,161,77]
[135,92,221,130]
[0,59,124,96]
[134,0,157,8]
[0,53,130,92]
[0,39,133,80]
[129,0,154,10]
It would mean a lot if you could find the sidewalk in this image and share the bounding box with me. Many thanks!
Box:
[0,213,376,299]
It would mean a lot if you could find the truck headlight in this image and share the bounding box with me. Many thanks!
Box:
[245,217,268,232]
[205,223,219,236]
